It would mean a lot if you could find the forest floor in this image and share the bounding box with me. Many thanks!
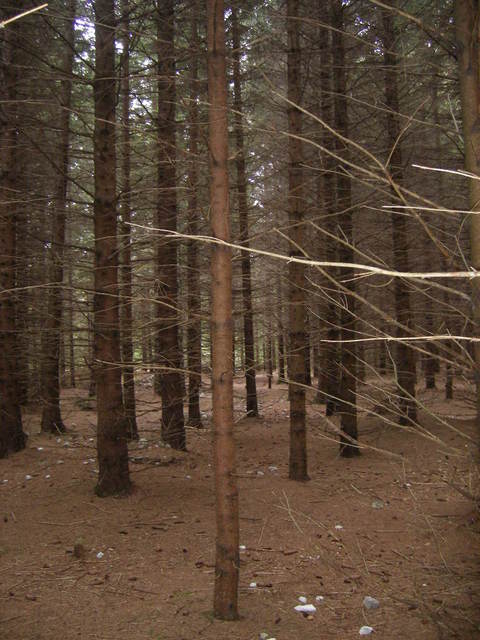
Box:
[1,373,479,640]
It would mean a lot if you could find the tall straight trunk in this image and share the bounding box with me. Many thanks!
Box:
[41,0,76,434]
[231,6,259,417]
[315,9,339,410]
[67,224,75,388]
[287,0,308,481]
[278,329,286,382]
[120,0,138,440]
[155,0,186,451]
[0,7,27,457]
[93,0,131,497]
[207,0,239,620]
[186,2,203,428]
[382,4,417,425]
[331,1,359,455]
[455,0,480,425]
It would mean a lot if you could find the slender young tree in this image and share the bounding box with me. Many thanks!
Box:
[0,5,27,457]
[119,0,138,440]
[41,0,76,434]
[331,0,359,455]
[287,0,309,480]
[155,0,186,450]
[232,4,259,417]
[207,0,239,620]
[93,0,131,496]
[455,0,480,431]
[186,0,203,428]
[382,3,417,425]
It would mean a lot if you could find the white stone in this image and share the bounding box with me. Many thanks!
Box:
[294,604,316,614]
[298,596,307,603]
[359,626,374,635]
[363,596,380,610]
[96,551,104,559]
[25,474,32,480]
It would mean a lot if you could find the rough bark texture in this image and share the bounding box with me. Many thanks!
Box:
[41,0,76,434]
[287,0,309,480]
[0,7,27,457]
[455,0,480,429]
[232,5,259,418]
[155,0,186,451]
[332,0,359,456]
[186,2,203,428]
[382,4,417,426]
[207,0,239,620]
[93,0,131,497]
[315,5,339,411]
[119,0,138,440]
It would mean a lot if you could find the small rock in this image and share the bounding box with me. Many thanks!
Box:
[25,475,32,481]
[315,595,325,602]
[96,551,104,559]
[298,596,307,603]
[57,460,64,465]
[371,500,384,510]
[294,604,316,614]
[334,524,343,530]
[45,475,51,479]
[359,626,374,635]
[259,633,269,640]
[249,582,257,588]
[268,466,278,472]
[239,545,246,551]
[363,596,380,610]
[37,447,44,451]
[256,471,264,476]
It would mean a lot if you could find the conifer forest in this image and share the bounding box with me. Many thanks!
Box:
[1,1,480,638]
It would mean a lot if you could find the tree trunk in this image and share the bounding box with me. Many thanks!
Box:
[155,0,186,450]
[119,0,138,440]
[455,0,480,427]
[207,0,239,620]
[186,2,203,428]
[93,0,131,497]
[315,8,339,410]
[0,7,27,456]
[232,6,259,418]
[41,0,76,434]
[287,0,309,480]
[332,0,359,456]
[382,3,417,425]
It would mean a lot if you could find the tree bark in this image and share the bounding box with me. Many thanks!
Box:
[93,0,131,497]
[207,0,239,620]
[0,6,27,457]
[155,0,186,451]
[287,0,309,480]
[186,2,203,428]
[332,0,359,456]
[119,0,138,440]
[382,3,417,426]
[41,0,76,434]
[232,5,259,418]
[455,0,480,429]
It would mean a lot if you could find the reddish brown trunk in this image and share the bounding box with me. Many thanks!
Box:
[41,0,76,434]
[155,0,186,451]
[207,0,239,620]
[232,6,259,417]
[119,0,138,440]
[455,0,480,427]
[93,0,131,497]
[287,0,309,480]
[186,2,203,428]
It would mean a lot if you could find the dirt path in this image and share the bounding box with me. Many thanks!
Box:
[1,376,479,639]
